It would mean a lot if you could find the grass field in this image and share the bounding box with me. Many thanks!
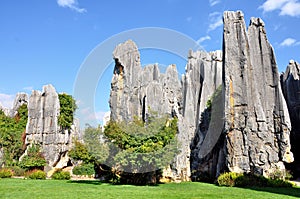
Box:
[0,179,299,199]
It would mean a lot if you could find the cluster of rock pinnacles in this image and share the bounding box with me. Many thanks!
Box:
[2,11,299,180]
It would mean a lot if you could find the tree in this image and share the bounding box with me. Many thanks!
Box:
[103,114,178,184]
[0,104,28,166]
[58,93,77,130]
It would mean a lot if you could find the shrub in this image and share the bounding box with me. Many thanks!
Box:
[73,163,95,176]
[51,170,71,180]
[8,166,25,176]
[26,169,46,180]
[0,168,13,178]
[69,140,93,163]
[235,173,269,187]
[267,178,294,188]
[217,172,242,187]
[217,172,294,188]
[19,144,46,171]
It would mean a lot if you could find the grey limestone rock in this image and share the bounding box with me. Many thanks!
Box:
[24,84,78,174]
[281,60,300,176]
[10,93,28,117]
[109,40,182,122]
[177,50,223,180]
[108,11,295,181]
[223,11,293,176]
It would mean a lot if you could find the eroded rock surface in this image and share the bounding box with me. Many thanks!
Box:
[178,50,223,180]
[109,40,223,181]
[108,11,295,181]
[110,40,182,122]
[281,60,300,176]
[223,11,293,176]
[10,93,28,117]
[25,84,78,174]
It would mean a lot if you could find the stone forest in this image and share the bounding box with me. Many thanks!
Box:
[0,11,299,185]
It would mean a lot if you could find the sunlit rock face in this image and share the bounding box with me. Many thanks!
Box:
[24,84,79,174]
[223,11,293,176]
[108,11,295,181]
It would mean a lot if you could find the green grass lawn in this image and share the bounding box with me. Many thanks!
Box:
[0,178,299,199]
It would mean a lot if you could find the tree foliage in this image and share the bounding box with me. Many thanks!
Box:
[58,93,77,130]
[19,144,46,171]
[103,114,178,184]
[68,140,93,164]
[83,125,110,165]
[0,104,28,166]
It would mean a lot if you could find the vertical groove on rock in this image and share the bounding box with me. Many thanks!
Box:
[223,11,293,176]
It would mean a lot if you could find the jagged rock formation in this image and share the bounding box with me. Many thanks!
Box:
[281,60,300,177]
[24,84,78,174]
[109,40,224,180]
[222,11,293,176]
[0,93,28,117]
[108,11,295,181]
[10,93,28,117]
[177,50,223,180]
[110,40,182,122]
[0,103,10,116]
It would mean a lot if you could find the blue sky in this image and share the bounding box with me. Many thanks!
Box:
[1,0,300,126]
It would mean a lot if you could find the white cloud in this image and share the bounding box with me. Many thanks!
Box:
[209,0,221,6]
[196,35,211,45]
[280,38,300,46]
[57,0,86,13]
[208,12,223,32]
[280,1,300,16]
[259,0,290,12]
[0,93,14,109]
[259,0,300,17]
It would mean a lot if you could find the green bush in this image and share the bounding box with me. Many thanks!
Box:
[19,144,46,171]
[217,172,242,187]
[0,168,13,178]
[69,140,93,163]
[8,166,25,176]
[217,172,294,188]
[51,170,71,180]
[26,169,46,180]
[235,173,269,187]
[267,178,294,188]
[73,163,95,176]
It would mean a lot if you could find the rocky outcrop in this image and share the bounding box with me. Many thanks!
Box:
[10,93,28,117]
[0,103,10,116]
[281,60,300,177]
[0,93,28,117]
[110,40,182,122]
[108,11,295,181]
[177,50,223,180]
[24,84,78,174]
[222,11,293,176]
[109,40,224,180]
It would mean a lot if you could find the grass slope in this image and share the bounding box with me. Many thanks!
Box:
[0,179,299,199]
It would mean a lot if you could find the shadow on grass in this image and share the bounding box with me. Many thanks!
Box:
[246,186,300,198]
[68,180,103,185]
[67,180,164,187]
